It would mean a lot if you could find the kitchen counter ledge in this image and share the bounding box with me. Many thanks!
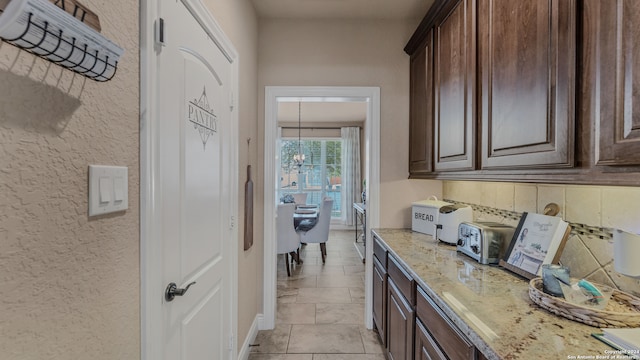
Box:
[372,228,612,360]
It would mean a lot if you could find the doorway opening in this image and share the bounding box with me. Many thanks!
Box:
[262,86,380,330]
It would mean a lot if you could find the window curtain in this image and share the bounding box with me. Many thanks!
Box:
[341,127,361,226]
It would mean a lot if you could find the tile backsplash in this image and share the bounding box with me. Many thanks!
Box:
[443,181,640,296]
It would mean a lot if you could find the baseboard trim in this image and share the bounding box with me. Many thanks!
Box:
[238,314,263,360]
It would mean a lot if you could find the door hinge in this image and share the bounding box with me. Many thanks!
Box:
[228,334,234,351]
[229,91,235,112]
[155,18,166,47]
[229,216,235,230]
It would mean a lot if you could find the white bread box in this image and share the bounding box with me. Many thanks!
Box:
[412,197,452,236]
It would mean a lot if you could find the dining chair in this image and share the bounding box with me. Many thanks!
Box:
[299,198,333,263]
[276,203,301,276]
[292,192,308,205]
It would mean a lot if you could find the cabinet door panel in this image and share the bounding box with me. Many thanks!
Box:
[590,0,640,165]
[479,0,576,168]
[434,0,476,171]
[410,30,434,174]
[415,318,447,360]
[387,279,414,360]
[372,257,387,346]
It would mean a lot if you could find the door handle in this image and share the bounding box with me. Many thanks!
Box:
[165,281,196,302]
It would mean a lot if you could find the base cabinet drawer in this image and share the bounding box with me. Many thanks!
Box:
[388,255,415,305]
[374,235,388,266]
[416,286,474,360]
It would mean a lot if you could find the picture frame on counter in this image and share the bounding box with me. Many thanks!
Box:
[499,212,571,280]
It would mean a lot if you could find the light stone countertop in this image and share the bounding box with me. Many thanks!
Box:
[372,228,614,360]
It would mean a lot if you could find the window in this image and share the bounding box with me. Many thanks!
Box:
[279,139,342,218]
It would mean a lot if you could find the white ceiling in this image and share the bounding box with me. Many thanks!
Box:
[251,0,433,20]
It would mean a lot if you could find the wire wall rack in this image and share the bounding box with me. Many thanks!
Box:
[0,0,123,82]
[4,13,117,81]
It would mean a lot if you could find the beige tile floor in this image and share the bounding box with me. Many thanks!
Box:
[249,230,386,360]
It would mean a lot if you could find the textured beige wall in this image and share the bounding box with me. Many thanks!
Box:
[258,18,442,228]
[442,181,640,296]
[201,0,261,351]
[0,1,140,359]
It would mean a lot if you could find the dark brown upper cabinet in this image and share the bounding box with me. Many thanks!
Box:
[409,30,434,174]
[478,0,576,169]
[588,0,640,166]
[434,0,476,171]
[405,0,640,185]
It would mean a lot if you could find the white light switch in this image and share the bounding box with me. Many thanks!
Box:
[113,177,125,202]
[99,177,111,203]
[89,165,128,216]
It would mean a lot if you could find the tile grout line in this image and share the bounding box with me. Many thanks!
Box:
[272,230,381,359]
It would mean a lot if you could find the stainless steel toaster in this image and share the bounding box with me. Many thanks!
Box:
[457,222,516,264]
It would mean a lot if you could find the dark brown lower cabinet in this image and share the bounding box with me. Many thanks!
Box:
[416,286,475,360]
[372,238,491,360]
[387,278,414,360]
[372,256,387,345]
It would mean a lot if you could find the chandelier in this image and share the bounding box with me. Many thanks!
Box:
[293,102,305,168]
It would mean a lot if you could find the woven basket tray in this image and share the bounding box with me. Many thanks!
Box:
[528,277,640,328]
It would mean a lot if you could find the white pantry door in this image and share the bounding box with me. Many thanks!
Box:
[155,1,235,359]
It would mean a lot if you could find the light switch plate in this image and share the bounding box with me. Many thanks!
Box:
[89,165,128,216]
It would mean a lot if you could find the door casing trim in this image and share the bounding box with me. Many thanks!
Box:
[262,86,380,330]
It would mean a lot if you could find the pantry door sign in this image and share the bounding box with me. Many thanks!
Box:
[187,86,219,149]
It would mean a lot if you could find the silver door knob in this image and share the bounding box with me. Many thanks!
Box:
[165,281,196,302]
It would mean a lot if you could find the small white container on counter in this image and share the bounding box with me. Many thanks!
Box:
[614,229,640,278]
[412,196,452,236]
